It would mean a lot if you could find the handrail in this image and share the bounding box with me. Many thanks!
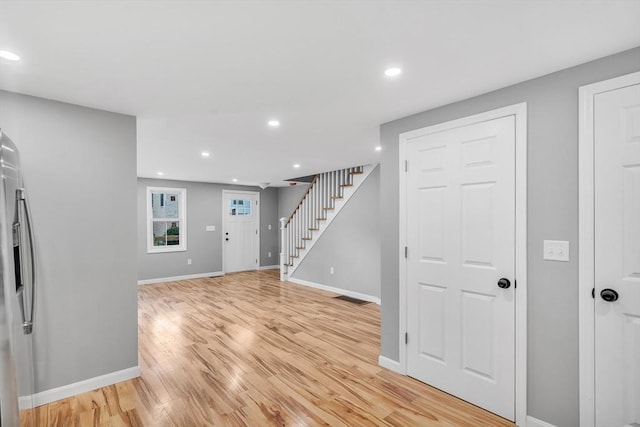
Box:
[285,174,318,227]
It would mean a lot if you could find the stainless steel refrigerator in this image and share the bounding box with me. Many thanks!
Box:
[0,130,36,426]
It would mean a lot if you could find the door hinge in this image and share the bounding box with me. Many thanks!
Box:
[592,288,595,299]
[405,332,408,344]
[404,246,408,258]
[514,280,517,289]
[256,229,258,235]
[405,160,408,172]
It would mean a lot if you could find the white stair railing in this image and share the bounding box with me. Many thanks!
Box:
[280,165,367,281]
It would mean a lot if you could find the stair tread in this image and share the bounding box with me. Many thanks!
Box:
[323,207,334,210]
[308,228,319,231]
[331,196,343,199]
[316,217,327,220]
[340,184,353,187]
[301,237,312,240]
[349,171,364,175]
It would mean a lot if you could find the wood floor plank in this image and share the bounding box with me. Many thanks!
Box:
[20,269,515,426]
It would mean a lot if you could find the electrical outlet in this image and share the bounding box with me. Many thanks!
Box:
[187,259,192,265]
[330,267,334,275]
[268,252,271,258]
[205,225,215,231]
[268,224,272,230]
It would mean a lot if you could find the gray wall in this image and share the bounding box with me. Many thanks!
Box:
[277,183,310,221]
[137,179,279,280]
[379,47,640,427]
[0,90,138,393]
[292,166,380,299]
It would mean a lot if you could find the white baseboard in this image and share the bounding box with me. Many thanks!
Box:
[287,277,380,305]
[378,355,402,373]
[19,366,140,409]
[258,265,279,271]
[138,271,223,285]
[527,416,557,427]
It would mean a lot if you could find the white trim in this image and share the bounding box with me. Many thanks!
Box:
[146,186,187,253]
[526,415,558,427]
[137,271,223,285]
[514,102,528,427]
[578,71,640,427]
[378,355,402,373]
[258,265,279,271]
[398,138,408,376]
[287,277,380,305]
[19,366,140,409]
[222,190,261,273]
[398,103,528,427]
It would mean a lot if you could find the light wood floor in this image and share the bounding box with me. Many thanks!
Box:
[21,269,514,426]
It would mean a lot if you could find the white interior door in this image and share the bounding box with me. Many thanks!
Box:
[223,191,259,273]
[405,116,516,421]
[593,82,640,427]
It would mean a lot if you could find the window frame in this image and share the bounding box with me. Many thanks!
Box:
[229,198,252,216]
[146,186,187,253]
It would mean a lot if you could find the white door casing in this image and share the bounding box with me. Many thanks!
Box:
[222,190,260,273]
[579,72,640,427]
[399,103,527,426]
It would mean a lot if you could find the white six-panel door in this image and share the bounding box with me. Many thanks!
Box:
[404,115,517,421]
[593,82,640,427]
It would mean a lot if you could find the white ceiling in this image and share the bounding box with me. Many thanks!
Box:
[1,1,639,186]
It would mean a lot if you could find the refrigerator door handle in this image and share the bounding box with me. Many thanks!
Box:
[15,188,36,335]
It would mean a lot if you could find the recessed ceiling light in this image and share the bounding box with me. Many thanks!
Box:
[375,146,382,151]
[384,67,402,77]
[157,172,164,176]
[201,151,210,157]
[232,178,238,182]
[0,50,20,61]
[293,164,300,169]
[268,120,280,127]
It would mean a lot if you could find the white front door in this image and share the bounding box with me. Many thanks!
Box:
[404,115,516,420]
[223,191,260,273]
[593,81,640,427]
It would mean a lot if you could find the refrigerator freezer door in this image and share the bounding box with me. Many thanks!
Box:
[0,131,36,424]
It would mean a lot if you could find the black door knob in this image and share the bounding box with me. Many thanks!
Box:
[600,289,619,302]
[498,278,511,289]
[225,238,229,241]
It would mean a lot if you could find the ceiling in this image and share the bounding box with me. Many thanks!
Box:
[1,1,639,187]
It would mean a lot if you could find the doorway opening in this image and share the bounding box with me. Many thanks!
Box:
[398,103,527,426]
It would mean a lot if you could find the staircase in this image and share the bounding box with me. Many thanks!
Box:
[279,164,375,281]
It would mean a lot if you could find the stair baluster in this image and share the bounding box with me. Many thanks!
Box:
[280,165,369,280]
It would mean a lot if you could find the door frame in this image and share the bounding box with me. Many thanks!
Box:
[578,71,640,427]
[222,189,261,274]
[398,103,527,427]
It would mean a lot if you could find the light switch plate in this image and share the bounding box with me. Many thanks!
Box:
[206,225,215,232]
[543,240,570,262]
